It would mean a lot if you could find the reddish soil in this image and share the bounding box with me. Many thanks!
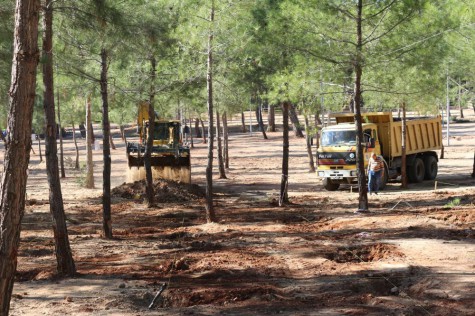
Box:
[4,111,475,315]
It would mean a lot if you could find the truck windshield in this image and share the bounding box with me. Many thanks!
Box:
[321,130,357,146]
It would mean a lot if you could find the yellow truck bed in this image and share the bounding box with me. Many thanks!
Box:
[332,112,442,159]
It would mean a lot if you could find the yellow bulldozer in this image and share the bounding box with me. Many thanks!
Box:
[126,102,191,183]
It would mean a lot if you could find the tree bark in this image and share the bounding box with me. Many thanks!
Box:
[72,123,80,169]
[267,104,275,132]
[240,111,247,133]
[289,103,304,137]
[200,118,207,144]
[354,0,368,212]
[194,118,201,138]
[42,1,76,276]
[216,109,226,179]
[222,112,229,169]
[144,56,156,208]
[85,95,95,188]
[304,115,315,172]
[56,83,65,178]
[205,1,216,222]
[37,137,43,162]
[256,102,268,139]
[279,101,290,206]
[401,102,408,188]
[471,151,475,178]
[100,48,112,239]
[0,1,40,313]
[109,133,116,150]
[458,83,464,119]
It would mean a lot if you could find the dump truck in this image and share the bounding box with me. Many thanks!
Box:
[316,112,442,191]
[126,102,191,183]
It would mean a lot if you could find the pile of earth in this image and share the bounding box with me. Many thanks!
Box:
[111,179,205,203]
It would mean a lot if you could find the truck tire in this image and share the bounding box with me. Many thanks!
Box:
[323,178,340,191]
[407,157,425,183]
[423,155,438,180]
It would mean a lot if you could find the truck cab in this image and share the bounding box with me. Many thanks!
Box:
[317,123,382,191]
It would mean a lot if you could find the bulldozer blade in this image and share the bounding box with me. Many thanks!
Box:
[126,165,191,184]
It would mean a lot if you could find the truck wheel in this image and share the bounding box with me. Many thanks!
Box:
[423,155,438,180]
[323,178,340,191]
[407,157,425,183]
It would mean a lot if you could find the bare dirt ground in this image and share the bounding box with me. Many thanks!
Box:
[4,110,475,315]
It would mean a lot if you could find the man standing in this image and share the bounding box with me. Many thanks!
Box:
[368,152,384,195]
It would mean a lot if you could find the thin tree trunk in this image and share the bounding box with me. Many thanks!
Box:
[0,0,40,313]
[354,0,368,212]
[216,109,226,179]
[304,115,315,172]
[401,102,408,188]
[222,112,229,169]
[241,111,247,133]
[100,48,112,239]
[37,137,43,162]
[109,133,116,150]
[144,56,156,208]
[189,114,194,149]
[440,143,445,159]
[85,96,94,188]
[289,103,304,137]
[205,1,216,222]
[194,118,201,138]
[72,123,80,169]
[471,151,475,178]
[120,125,127,143]
[458,83,464,119]
[42,1,76,276]
[279,101,289,206]
[200,118,207,144]
[267,104,275,132]
[256,102,268,139]
[57,81,65,178]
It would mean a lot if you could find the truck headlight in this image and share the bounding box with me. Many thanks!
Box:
[318,171,325,177]
[350,171,357,176]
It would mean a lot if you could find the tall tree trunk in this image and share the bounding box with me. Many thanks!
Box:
[37,137,43,162]
[240,111,247,133]
[304,115,315,172]
[72,123,80,169]
[216,109,226,179]
[401,102,408,189]
[189,114,194,149]
[85,95,95,188]
[222,112,229,169]
[100,48,112,239]
[354,0,368,212]
[194,118,201,138]
[289,103,304,138]
[458,83,464,119]
[0,0,40,313]
[256,102,268,139]
[42,1,76,276]
[267,104,275,132]
[144,56,156,208]
[471,151,475,178]
[109,133,116,150]
[200,118,207,144]
[57,82,65,178]
[279,101,290,206]
[205,1,216,222]
[120,125,127,143]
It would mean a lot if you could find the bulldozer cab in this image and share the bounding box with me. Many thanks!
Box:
[143,121,181,147]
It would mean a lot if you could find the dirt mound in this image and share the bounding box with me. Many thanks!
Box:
[111,179,205,203]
